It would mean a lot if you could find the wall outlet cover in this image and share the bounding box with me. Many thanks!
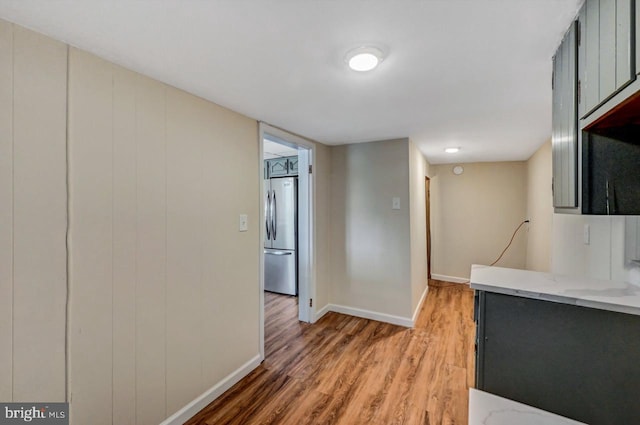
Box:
[392,197,400,210]
[583,224,590,245]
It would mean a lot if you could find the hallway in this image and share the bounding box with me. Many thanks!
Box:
[186,282,475,425]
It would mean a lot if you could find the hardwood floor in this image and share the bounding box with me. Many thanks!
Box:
[185,282,475,425]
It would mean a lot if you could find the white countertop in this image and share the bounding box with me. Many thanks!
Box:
[470,264,640,316]
[469,389,586,425]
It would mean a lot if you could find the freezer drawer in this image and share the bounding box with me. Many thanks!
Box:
[264,249,297,296]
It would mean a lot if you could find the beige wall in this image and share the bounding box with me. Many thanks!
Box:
[329,139,413,318]
[408,140,430,312]
[314,142,332,311]
[330,139,420,318]
[67,48,260,424]
[430,161,528,280]
[328,138,431,321]
[525,140,553,272]
[0,21,68,403]
[0,19,339,425]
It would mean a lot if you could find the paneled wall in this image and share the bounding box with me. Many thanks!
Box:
[67,48,260,424]
[0,21,68,403]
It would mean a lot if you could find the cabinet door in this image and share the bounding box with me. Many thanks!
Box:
[579,0,635,117]
[268,158,288,177]
[286,156,298,175]
[476,291,640,425]
[579,0,600,115]
[637,0,640,74]
[552,22,578,209]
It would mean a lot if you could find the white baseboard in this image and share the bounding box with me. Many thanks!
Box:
[328,304,413,328]
[411,285,429,324]
[314,303,331,322]
[160,354,262,425]
[431,273,469,284]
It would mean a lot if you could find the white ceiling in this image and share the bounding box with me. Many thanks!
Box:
[264,140,298,160]
[0,0,582,164]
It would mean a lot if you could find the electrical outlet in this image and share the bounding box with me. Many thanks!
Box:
[239,214,248,232]
[392,197,400,210]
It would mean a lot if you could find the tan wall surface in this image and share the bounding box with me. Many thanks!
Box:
[0,19,11,403]
[329,139,412,318]
[431,161,528,280]
[68,48,260,424]
[0,21,68,403]
[525,140,553,272]
[408,140,430,313]
[314,142,332,311]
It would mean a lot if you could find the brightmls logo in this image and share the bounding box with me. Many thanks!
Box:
[0,403,68,424]
[4,406,45,421]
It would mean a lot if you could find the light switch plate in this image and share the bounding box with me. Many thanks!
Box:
[392,197,400,210]
[583,224,590,245]
[239,214,248,232]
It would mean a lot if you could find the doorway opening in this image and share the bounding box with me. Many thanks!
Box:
[259,123,315,361]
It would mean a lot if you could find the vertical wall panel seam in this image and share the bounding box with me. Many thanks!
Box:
[163,86,168,419]
[199,109,204,393]
[64,43,71,405]
[111,65,115,425]
[133,75,138,425]
[10,21,15,403]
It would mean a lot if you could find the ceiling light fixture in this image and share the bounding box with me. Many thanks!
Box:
[345,46,385,72]
[445,147,460,153]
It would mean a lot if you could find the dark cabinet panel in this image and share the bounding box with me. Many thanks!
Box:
[475,291,640,425]
[578,0,636,118]
[552,22,579,208]
[582,127,640,214]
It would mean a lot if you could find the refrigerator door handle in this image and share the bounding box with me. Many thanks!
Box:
[265,190,271,240]
[264,250,292,256]
[272,190,277,240]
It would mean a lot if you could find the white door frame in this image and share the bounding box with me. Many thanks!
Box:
[258,122,316,361]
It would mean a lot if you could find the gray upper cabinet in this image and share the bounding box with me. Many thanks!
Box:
[264,156,299,178]
[287,156,298,174]
[637,0,640,75]
[552,22,579,209]
[578,0,635,117]
[268,157,289,177]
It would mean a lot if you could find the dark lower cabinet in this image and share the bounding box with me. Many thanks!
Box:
[475,291,640,425]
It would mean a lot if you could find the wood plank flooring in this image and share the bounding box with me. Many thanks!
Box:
[185,281,475,425]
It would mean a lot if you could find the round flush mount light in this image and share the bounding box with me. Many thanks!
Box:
[445,147,460,154]
[453,165,464,175]
[345,46,385,72]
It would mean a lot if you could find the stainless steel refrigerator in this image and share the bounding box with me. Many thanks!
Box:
[264,177,297,295]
